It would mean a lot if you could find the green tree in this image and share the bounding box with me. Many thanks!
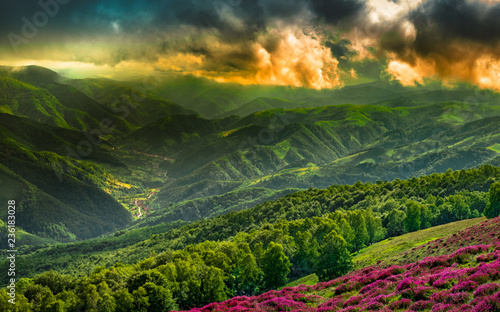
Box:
[294,231,319,275]
[173,259,201,310]
[386,209,406,237]
[364,209,386,243]
[0,288,17,312]
[96,282,115,312]
[132,287,149,312]
[113,288,134,312]
[55,290,78,311]
[82,284,99,312]
[199,266,227,305]
[23,284,57,312]
[337,218,355,249]
[235,254,261,296]
[485,182,500,219]
[404,201,421,233]
[348,212,369,251]
[127,270,167,292]
[33,271,73,295]
[314,230,353,282]
[142,282,177,312]
[97,293,116,312]
[420,204,432,230]
[253,242,265,266]
[261,242,292,291]
[447,195,471,220]
[44,299,65,312]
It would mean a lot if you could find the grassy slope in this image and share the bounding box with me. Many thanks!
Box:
[0,72,134,133]
[353,217,487,268]
[284,217,488,288]
[189,230,500,311]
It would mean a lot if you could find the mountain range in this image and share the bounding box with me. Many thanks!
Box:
[1,65,499,244]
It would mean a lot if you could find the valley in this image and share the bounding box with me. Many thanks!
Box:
[1,66,500,311]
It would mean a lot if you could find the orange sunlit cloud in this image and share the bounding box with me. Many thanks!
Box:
[387,50,500,92]
[154,27,343,90]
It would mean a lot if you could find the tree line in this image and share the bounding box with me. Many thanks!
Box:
[2,166,500,311]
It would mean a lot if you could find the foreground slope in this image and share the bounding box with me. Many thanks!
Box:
[2,166,499,311]
[181,236,500,311]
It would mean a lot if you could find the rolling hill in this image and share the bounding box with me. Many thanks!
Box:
[2,65,500,250]
[110,101,500,223]
[0,113,133,242]
[1,166,499,311]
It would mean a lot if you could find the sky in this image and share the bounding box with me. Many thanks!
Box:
[1,0,500,90]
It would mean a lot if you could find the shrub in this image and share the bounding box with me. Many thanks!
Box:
[451,281,478,293]
[473,283,500,297]
[388,298,412,310]
[343,295,363,307]
[472,294,500,312]
[409,300,433,311]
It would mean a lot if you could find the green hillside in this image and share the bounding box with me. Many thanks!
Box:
[109,101,500,223]
[2,166,499,311]
[4,165,498,282]
[0,114,133,241]
[65,78,197,126]
[2,65,500,251]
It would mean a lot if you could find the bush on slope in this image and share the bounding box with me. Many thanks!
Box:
[180,238,500,312]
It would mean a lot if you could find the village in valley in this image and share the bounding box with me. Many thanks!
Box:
[123,188,159,219]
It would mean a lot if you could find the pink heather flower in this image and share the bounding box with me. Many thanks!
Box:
[342,295,363,307]
[430,290,452,303]
[334,283,349,295]
[388,298,412,310]
[359,281,390,294]
[259,297,309,311]
[317,297,344,310]
[451,281,478,293]
[364,302,385,310]
[409,300,433,311]
[432,278,456,289]
[472,295,500,312]
[473,283,500,297]
[431,303,457,312]
[469,271,490,284]
[442,292,471,304]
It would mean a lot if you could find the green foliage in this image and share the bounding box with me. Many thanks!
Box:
[261,242,292,291]
[314,230,353,282]
[485,182,500,218]
[348,211,369,251]
[293,231,319,276]
[234,253,261,296]
[113,288,134,312]
[7,165,500,288]
[404,201,422,233]
[141,282,177,312]
[3,164,500,310]
[387,209,406,237]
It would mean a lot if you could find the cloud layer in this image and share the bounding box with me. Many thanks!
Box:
[1,0,500,90]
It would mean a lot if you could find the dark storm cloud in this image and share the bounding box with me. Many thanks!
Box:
[0,0,370,72]
[377,0,500,90]
[310,0,367,24]
[0,0,368,42]
[380,0,500,61]
[411,0,500,45]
